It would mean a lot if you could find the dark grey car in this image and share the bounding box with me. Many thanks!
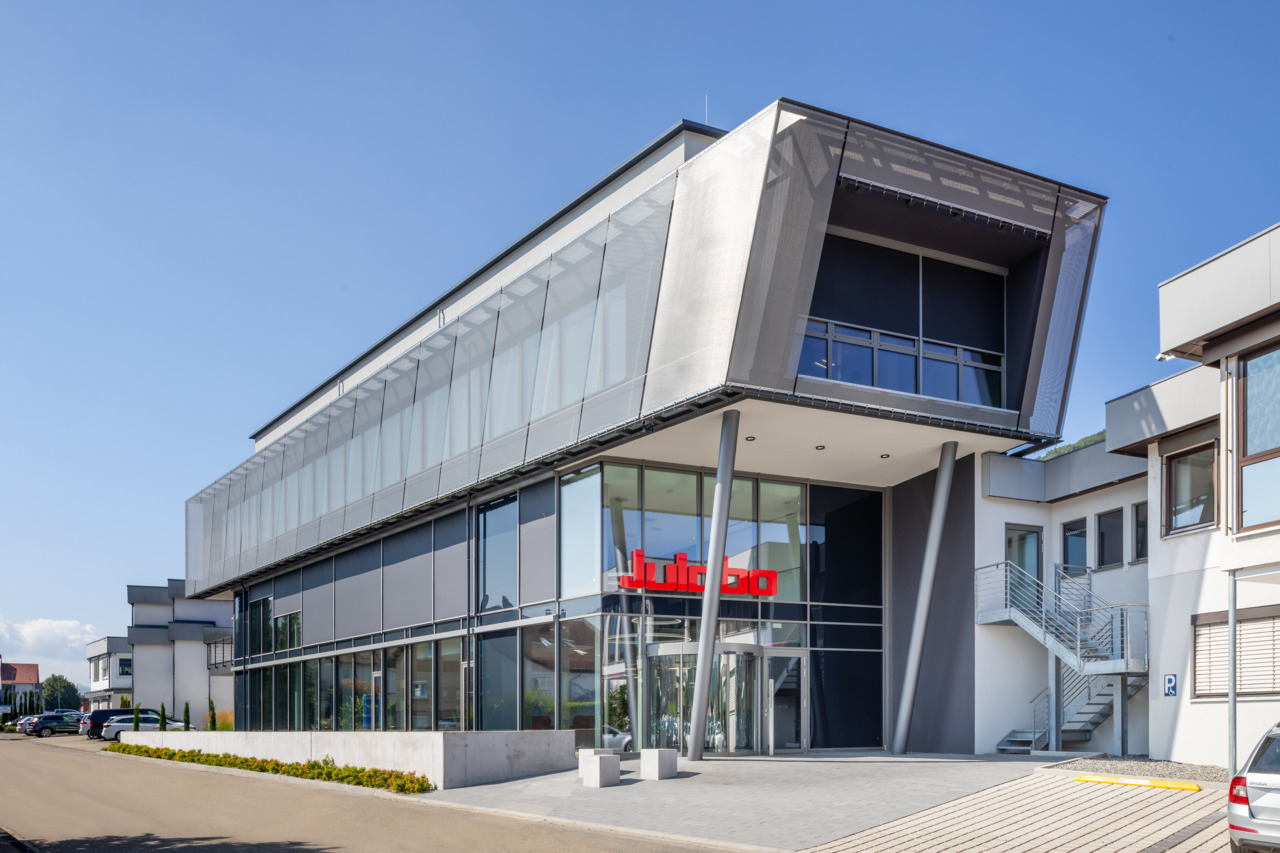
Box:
[30,713,82,738]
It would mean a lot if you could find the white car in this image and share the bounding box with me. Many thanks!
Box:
[603,725,634,752]
[13,716,38,734]
[100,713,183,742]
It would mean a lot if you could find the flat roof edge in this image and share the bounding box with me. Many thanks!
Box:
[1157,220,1280,290]
[249,118,725,442]
[1103,363,1208,405]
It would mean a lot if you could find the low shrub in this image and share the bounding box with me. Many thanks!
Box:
[103,743,432,794]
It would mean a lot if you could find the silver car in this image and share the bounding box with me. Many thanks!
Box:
[100,713,182,742]
[1229,722,1280,851]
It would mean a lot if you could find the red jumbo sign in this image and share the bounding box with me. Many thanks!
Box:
[618,550,778,596]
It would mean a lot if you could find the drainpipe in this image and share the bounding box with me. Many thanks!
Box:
[687,409,741,761]
[1229,569,1238,775]
[892,441,958,755]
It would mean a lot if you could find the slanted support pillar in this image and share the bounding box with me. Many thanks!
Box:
[892,441,958,755]
[1114,675,1129,757]
[687,409,740,761]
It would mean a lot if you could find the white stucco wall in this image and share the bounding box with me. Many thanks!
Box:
[131,643,173,713]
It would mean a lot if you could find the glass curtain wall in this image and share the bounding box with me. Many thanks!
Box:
[522,623,555,730]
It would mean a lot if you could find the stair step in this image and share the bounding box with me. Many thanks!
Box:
[1062,731,1093,742]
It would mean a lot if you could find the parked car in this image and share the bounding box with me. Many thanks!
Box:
[30,713,83,738]
[100,713,182,742]
[78,716,91,736]
[85,708,157,739]
[1229,721,1280,851]
[603,725,634,752]
[12,716,37,734]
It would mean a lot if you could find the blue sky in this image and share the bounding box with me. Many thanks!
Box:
[3,1,1278,686]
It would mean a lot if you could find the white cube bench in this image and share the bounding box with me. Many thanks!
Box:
[640,748,677,780]
[578,748,613,777]
[580,751,620,788]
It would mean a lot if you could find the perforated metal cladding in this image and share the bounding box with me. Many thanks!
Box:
[729,106,847,391]
[478,260,550,479]
[439,293,502,495]
[641,106,776,412]
[1029,200,1102,435]
[578,176,675,437]
[840,121,1058,233]
[301,560,334,644]
[524,221,609,459]
[382,522,433,630]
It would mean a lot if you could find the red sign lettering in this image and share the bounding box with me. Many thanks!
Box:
[619,550,777,596]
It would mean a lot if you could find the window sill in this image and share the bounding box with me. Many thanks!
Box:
[1095,563,1125,573]
[1232,522,1280,541]
[1162,522,1218,540]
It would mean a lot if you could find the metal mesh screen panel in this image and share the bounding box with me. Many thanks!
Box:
[642,105,775,412]
[439,294,501,495]
[729,105,847,391]
[578,175,676,437]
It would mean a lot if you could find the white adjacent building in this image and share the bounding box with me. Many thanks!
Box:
[85,636,133,711]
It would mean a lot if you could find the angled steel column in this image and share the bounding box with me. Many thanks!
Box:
[687,409,741,761]
[892,440,958,755]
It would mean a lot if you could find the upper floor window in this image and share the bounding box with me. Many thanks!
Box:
[801,235,1005,408]
[274,612,302,651]
[119,658,132,677]
[1240,346,1280,530]
[1165,444,1215,533]
[1133,502,1148,561]
[1096,509,1123,569]
[1062,518,1087,572]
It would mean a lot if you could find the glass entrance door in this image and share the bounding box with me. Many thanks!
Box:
[645,642,758,755]
[1006,525,1043,610]
[764,654,805,753]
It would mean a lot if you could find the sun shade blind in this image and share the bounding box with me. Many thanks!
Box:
[1195,617,1280,696]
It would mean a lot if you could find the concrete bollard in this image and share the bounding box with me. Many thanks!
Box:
[640,748,677,780]
[581,752,620,788]
[578,748,613,777]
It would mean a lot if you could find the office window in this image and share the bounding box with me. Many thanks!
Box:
[1195,615,1280,696]
[476,494,518,613]
[1166,445,1215,532]
[1096,509,1123,569]
[1240,346,1280,529]
[1133,503,1148,561]
[1062,519,1087,571]
[119,658,132,677]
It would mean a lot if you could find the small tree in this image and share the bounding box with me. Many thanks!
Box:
[160,703,167,731]
[183,701,190,731]
[119,695,130,709]
[208,698,216,731]
[132,706,140,731]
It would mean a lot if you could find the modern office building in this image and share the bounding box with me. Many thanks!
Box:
[84,636,133,711]
[185,98,1106,755]
[127,579,234,719]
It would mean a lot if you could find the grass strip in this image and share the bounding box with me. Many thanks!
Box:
[105,743,432,794]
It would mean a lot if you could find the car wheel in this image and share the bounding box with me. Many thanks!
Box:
[624,739,634,752]
[38,727,53,738]
[113,730,123,742]
[1229,840,1241,853]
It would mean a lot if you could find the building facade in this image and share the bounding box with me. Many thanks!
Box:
[128,579,234,720]
[85,636,133,711]
[186,99,1106,755]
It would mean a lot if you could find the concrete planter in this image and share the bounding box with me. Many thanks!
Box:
[120,729,576,789]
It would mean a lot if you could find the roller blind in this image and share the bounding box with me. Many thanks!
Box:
[1194,617,1280,696]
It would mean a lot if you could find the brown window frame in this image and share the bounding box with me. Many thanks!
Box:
[1163,442,1217,536]
[1238,343,1280,532]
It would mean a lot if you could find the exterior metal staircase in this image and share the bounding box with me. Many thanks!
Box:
[975,562,1149,755]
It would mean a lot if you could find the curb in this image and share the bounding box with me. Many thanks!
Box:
[95,747,787,853]
[1075,773,1202,791]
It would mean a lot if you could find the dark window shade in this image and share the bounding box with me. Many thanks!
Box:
[810,236,919,336]
[519,479,557,604]
[333,542,381,639]
[434,510,469,620]
[383,522,433,630]
[921,257,1004,352]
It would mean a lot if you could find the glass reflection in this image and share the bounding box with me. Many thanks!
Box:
[560,618,600,749]
[644,469,700,564]
[522,624,556,730]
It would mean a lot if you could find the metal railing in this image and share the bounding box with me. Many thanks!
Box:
[1030,688,1050,750]
[974,561,1148,671]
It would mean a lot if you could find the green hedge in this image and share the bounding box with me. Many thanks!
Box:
[104,744,432,794]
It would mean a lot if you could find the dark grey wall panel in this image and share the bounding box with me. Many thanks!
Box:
[273,569,303,614]
[889,454,975,754]
[519,479,557,604]
[433,510,469,620]
[301,559,334,645]
[383,522,433,630]
[334,542,382,639]
[247,580,273,602]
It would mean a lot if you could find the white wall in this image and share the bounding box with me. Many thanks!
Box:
[131,644,173,713]
[173,640,210,719]
[133,603,172,626]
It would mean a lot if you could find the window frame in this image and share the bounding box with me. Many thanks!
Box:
[1237,342,1280,532]
[1095,508,1124,570]
[1132,502,1148,563]
[1163,442,1218,536]
[1061,517,1088,574]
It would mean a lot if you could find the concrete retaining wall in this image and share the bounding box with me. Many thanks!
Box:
[119,730,576,789]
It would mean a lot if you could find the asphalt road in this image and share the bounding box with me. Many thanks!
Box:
[0,733,711,852]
